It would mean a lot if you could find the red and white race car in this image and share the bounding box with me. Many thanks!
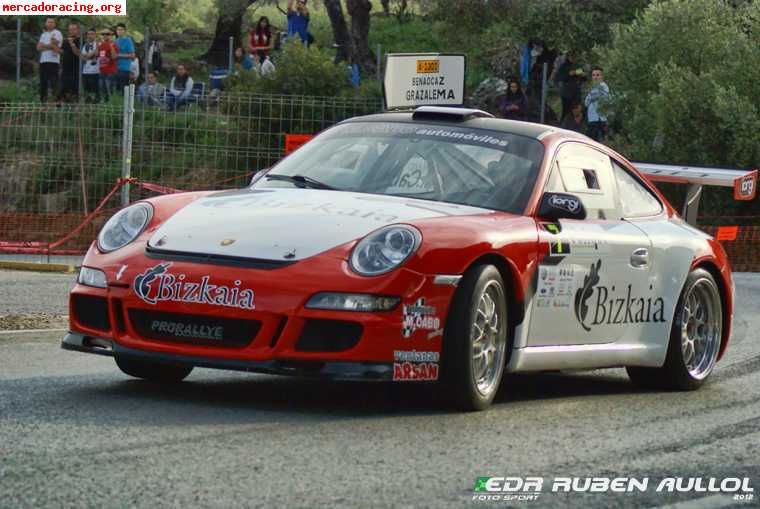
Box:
[64,106,754,410]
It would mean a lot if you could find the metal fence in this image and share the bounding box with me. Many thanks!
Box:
[0,90,382,252]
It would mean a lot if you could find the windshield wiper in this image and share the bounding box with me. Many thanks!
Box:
[265,174,338,191]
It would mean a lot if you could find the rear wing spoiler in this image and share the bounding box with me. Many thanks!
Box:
[633,162,757,225]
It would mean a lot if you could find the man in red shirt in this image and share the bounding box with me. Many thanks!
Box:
[97,28,117,101]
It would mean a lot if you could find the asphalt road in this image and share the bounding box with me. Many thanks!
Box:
[1,271,759,508]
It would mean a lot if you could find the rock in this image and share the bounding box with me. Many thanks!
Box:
[467,77,507,116]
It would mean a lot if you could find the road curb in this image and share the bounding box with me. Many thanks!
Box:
[0,261,77,273]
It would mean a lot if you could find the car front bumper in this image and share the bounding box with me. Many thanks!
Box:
[62,331,394,381]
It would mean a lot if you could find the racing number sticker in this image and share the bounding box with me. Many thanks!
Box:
[416,59,439,74]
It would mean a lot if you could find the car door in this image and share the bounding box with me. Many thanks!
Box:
[528,142,657,346]
[609,158,690,354]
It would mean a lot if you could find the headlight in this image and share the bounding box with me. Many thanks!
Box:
[306,293,400,312]
[97,202,153,253]
[78,266,107,288]
[349,225,421,276]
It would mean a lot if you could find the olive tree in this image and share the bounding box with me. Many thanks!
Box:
[598,0,760,216]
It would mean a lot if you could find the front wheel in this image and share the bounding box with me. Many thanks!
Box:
[627,268,723,390]
[440,264,509,411]
[115,356,193,383]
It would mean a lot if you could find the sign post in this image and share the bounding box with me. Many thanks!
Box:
[383,53,465,110]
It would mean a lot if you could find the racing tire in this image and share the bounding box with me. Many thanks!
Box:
[115,356,193,382]
[440,264,509,411]
[627,268,722,391]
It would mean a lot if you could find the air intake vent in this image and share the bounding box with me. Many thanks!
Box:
[72,295,111,332]
[296,319,362,352]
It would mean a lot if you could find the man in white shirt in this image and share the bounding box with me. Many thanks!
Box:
[584,66,610,142]
[36,17,62,102]
[81,28,100,102]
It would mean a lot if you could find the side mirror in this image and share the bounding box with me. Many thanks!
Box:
[537,192,586,221]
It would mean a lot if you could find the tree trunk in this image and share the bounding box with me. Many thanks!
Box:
[204,0,256,67]
[324,0,350,63]
[346,0,375,74]
[380,0,390,15]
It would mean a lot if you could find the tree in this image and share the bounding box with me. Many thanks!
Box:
[598,0,760,216]
[324,0,350,62]
[324,0,376,74]
[205,0,257,66]
[346,0,376,74]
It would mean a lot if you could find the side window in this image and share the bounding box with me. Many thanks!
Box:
[545,160,566,193]
[611,160,663,217]
[551,143,621,220]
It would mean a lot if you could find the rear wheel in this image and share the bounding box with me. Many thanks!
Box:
[440,264,509,411]
[627,268,722,390]
[115,356,193,382]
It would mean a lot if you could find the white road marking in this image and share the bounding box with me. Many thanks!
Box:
[651,494,738,509]
[0,328,68,335]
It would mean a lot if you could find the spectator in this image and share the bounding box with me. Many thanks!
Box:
[147,40,163,73]
[98,28,117,101]
[166,64,194,111]
[59,23,82,102]
[249,17,274,57]
[234,47,255,72]
[130,57,140,84]
[498,80,528,121]
[259,53,276,76]
[36,17,62,103]
[138,72,166,106]
[287,0,310,46]
[584,66,610,142]
[560,102,586,133]
[556,52,586,122]
[80,28,100,103]
[114,23,135,93]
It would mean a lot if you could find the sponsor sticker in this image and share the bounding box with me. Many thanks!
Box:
[549,241,570,256]
[734,171,757,201]
[393,361,439,381]
[133,263,255,310]
[402,298,441,338]
[536,266,577,309]
[573,259,665,331]
[150,320,224,341]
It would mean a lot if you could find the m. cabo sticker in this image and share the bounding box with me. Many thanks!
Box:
[133,263,255,310]
[402,298,440,338]
[574,259,665,331]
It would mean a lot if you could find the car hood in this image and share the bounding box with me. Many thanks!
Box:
[148,188,492,261]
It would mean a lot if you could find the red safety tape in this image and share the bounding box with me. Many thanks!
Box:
[0,171,265,254]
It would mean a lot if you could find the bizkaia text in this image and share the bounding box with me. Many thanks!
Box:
[574,259,665,331]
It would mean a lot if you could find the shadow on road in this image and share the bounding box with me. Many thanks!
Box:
[54,368,640,423]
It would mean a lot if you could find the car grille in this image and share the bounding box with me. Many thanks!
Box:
[128,309,261,348]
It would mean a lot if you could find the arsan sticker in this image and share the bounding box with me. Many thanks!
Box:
[393,351,439,381]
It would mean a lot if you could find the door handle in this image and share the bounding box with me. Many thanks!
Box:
[630,248,649,268]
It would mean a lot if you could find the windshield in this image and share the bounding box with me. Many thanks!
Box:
[254,121,545,214]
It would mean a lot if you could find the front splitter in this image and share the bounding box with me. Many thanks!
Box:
[61,332,393,381]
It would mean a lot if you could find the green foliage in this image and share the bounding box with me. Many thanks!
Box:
[598,0,760,219]
[229,39,352,96]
